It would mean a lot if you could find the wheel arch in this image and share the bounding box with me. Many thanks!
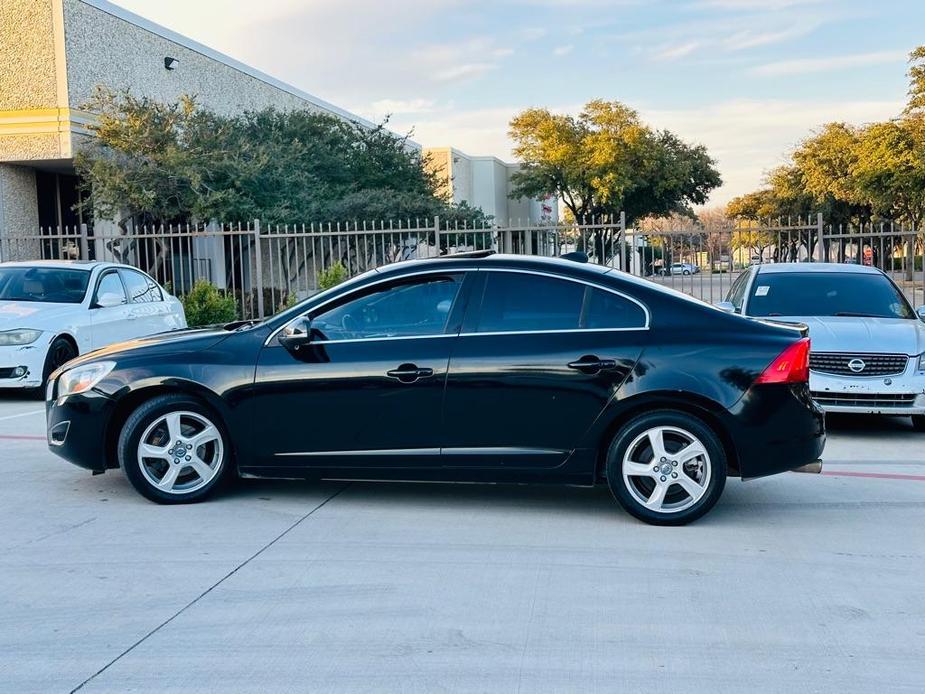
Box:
[592,392,740,482]
[103,381,231,470]
[51,331,80,354]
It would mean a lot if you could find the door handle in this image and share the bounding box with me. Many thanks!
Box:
[567,355,617,374]
[386,363,434,383]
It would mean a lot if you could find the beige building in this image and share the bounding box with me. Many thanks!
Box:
[0,0,552,248]
[0,0,385,238]
[425,147,557,226]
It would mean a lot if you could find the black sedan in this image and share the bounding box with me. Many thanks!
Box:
[46,252,825,525]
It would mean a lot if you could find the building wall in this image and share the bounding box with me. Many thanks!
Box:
[62,0,332,118]
[0,164,41,259]
[0,0,60,111]
[424,147,557,225]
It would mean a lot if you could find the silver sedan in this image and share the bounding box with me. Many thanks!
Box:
[718,262,925,429]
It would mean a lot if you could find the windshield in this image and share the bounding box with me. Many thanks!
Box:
[747,271,915,319]
[0,267,91,304]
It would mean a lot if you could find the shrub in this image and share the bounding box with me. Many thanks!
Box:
[181,280,238,326]
[318,262,348,290]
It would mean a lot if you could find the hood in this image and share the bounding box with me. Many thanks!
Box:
[771,316,925,355]
[62,327,234,371]
[0,300,81,330]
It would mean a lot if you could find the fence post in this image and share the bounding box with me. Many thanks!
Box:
[253,219,265,319]
[433,216,441,257]
[813,212,823,263]
[79,224,89,260]
[619,211,626,271]
[503,228,512,254]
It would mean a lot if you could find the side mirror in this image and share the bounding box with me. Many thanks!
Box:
[715,301,737,314]
[95,292,125,308]
[279,317,313,352]
[917,306,925,322]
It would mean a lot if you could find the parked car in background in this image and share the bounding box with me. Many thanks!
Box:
[47,252,824,525]
[718,263,925,429]
[0,261,185,391]
[662,262,699,276]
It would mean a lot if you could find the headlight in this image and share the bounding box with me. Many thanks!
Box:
[57,361,116,399]
[0,329,42,346]
[918,353,925,371]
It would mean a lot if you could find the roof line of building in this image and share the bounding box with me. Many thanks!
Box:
[79,0,418,145]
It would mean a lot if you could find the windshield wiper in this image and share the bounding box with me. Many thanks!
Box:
[224,319,262,331]
[834,311,887,318]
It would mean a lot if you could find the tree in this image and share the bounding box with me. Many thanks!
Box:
[508,100,721,260]
[75,89,481,231]
[509,100,720,222]
[906,45,925,115]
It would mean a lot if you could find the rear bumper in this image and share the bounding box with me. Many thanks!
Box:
[45,389,115,472]
[725,382,826,479]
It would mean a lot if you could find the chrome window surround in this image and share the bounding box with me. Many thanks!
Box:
[265,266,651,346]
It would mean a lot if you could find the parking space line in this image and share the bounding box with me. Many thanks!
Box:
[0,434,45,441]
[822,470,925,482]
[69,482,351,693]
[0,409,43,422]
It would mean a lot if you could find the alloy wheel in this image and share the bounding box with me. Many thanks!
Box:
[622,425,711,514]
[137,410,224,494]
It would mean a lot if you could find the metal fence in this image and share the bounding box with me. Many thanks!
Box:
[1,214,922,318]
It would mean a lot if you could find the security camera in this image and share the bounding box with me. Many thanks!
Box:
[164,57,179,70]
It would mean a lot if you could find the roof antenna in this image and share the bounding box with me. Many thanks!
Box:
[560,251,588,263]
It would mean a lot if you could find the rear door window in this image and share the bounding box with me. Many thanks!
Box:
[476,272,585,332]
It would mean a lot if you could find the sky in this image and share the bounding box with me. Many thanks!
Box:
[109,0,924,207]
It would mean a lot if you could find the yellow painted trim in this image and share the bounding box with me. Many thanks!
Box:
[0,108,94,139]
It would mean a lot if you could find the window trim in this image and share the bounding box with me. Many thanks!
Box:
[118,267,164,303]
[463,268,650,336]
[91,268,128,307]
[265,266,650,346]
[267,270,468,346]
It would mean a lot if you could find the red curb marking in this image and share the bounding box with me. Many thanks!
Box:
[821,470,925,481]
[0,434,46,441]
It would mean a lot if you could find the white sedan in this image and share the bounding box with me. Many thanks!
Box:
[0,260,186,390]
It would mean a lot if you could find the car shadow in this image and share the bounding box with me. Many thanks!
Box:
[825,412,919,437]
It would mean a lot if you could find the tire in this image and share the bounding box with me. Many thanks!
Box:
[32,336,77,399]
[605,410,727,526]
[683,270,691,275]
[912,415,925,432]
[118,394,233,504]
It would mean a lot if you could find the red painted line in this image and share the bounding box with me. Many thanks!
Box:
[821,470,925,482]
[0,434,46,441]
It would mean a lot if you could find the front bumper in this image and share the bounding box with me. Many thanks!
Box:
[45,388,116,472]
[810,368,925,415]
[0,340,48,389]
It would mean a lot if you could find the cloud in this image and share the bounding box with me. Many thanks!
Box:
[642,98,903,204]
[751,50,907,76]
[723,24,817,50]
[369,99,437,115]
[653,40,702,61]
[553,45,574,57]
[433,63,498,83]
[692,0,826,9]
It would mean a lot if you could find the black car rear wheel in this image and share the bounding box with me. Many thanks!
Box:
[606,410,726,525]
[118,394,233,504]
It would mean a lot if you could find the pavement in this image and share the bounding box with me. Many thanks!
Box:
[0,395,923,693]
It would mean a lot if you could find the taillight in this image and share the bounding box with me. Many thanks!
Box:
[755,338,810,384]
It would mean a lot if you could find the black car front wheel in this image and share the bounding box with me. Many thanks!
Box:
[606,410,727,525]
[118,394,233,504]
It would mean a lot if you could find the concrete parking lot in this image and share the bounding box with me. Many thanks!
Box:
[1,395,923,694]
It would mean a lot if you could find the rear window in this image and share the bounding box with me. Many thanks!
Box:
[0,267,90,304]
[747,272,914,319]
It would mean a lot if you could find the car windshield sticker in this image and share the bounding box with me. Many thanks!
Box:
[755,285,770,296]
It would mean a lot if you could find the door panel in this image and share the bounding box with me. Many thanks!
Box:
[252,337,453,467]
[441,331,641,469]
[89,270,132,349]
[441,270,647,470]
[248,272,470,469]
